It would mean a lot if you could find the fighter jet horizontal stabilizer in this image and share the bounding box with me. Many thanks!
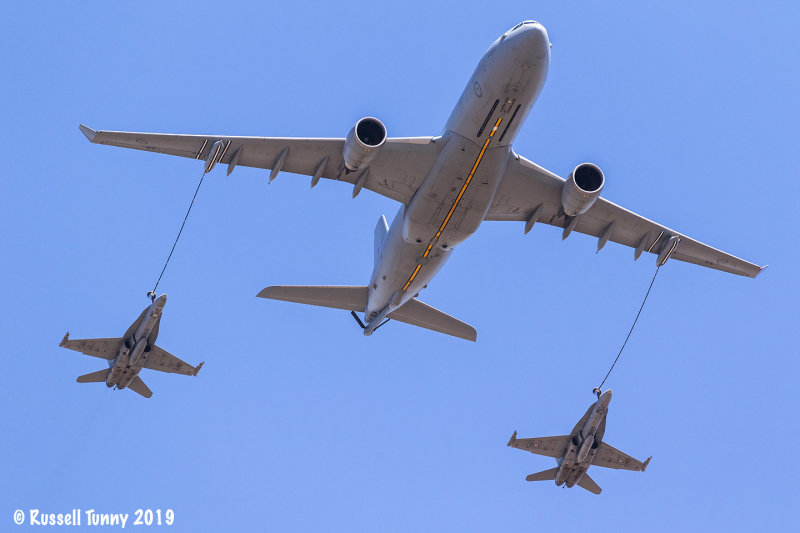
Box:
[526,467,559,482]
[76,368,111,383]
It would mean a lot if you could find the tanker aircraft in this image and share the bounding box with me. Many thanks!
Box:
[60,294,203,398]
[508,389,650,494]
[79,21,763,341]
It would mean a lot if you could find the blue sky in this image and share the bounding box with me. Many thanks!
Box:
[1,1,797,531]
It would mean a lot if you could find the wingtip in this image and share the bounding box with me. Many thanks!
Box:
[256,287,272,299]
[193,362,204,376]
[642,456,652,471]
[754,265,769,278]
[59,331,69,347]
[79,123,97,142]
[507,431,517,446]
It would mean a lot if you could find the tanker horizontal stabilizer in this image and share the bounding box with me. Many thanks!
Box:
[76,368,111,383]
[525,467,559,482]
[576,473,602,494]
[258,286,367,312]
[388,299,476,341]
[128,376,153,398]
[258,285,477,341]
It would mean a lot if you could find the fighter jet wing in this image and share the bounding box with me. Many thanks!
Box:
[60,336,121,360]
[485,153,764,278]
[592,442,650,471]
[79,125,445,205]
[507,433,570,459]
[144,345,199,376]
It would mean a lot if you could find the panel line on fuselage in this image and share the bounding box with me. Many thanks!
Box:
[401,117,503,292]
[498,104,521,143]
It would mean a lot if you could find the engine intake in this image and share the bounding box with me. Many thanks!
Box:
[343,117,387,171]
[561,163,604,216]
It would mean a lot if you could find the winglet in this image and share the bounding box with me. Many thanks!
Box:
[79,124,97,142]
[642,456,652,472]
[193,362,204,376]
[507,431,517,446]
[59,331,69,347]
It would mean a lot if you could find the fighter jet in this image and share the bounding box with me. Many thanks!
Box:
[59,294,203,398]
[78,21,763,342]
[507,390,650,494]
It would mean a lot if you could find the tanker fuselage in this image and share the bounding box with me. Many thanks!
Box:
[363,22,550,329]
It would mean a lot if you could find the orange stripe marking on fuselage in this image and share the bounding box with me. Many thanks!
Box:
[400,118,503,292]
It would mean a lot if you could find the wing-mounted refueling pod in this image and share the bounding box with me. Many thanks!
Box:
[204,140,228,173]
[656,235,681,267]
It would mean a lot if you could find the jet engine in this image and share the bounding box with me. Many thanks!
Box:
[561,163,604,216]
[342,117,387,171]
[576,435,595,462]
[129,338,148,367]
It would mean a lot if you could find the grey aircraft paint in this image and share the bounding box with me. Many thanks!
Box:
[364,22,550,332]
[508,390,651,494]
[78,21,764,341]
[60,295,202,398]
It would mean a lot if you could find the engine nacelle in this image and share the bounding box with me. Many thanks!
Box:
[342,117,387,171]
[129,338,147,367]
[576,434,595,463]
[561,163,605,216]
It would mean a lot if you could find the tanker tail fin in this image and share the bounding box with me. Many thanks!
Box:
[374,215,389,266]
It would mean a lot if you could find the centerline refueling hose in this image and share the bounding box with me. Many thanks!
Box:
[147,169,208,301]
[595,266,661,395]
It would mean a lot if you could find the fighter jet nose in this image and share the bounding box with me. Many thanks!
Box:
[155,294,167,307]
[601,389,613,402]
